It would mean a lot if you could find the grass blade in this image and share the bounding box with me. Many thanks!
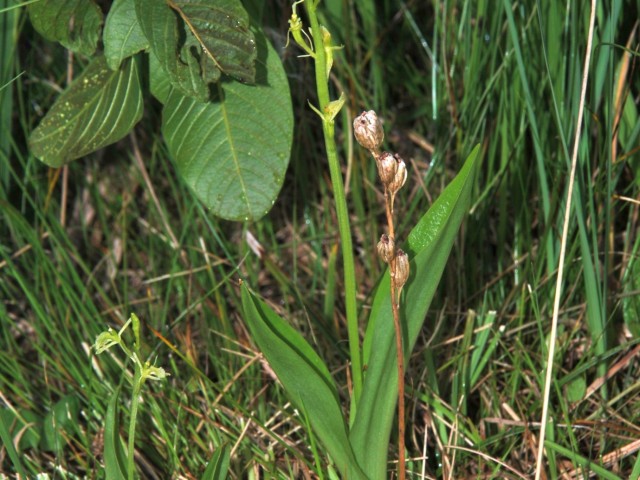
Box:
[200,444,230,480]
[0,408,28,477]
[544,440,623,480]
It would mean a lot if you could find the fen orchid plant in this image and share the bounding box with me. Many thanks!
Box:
[241,1,480,479]
[353,110,410,479]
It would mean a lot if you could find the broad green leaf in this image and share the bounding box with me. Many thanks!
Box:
[134,0,207,102]
[104,0,149,70]
[565,376,586,403]
[28,0,102,56]
[149,52,172,104]
[350,145,481,478]
[201,444,230,480]
[104,389,128,480]
[162,34,292,221]
[241,286,367,479]
[29,56,143,167]
[169,0,257,83]
[135,0,256,102]
[41,394,80,452]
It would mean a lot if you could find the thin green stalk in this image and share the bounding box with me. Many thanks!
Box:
[94,316,170,480]
[128,372,142,480]
[303,1,362,405]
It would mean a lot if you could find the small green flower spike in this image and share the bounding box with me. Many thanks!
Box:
[94,328,121,354]
[287,0,315,57]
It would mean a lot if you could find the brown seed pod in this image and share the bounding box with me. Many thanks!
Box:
[353,110,384,154]
[376,152,398,187]
[393,249,410,291]
[376,234,395,264]
[387,154,407,196]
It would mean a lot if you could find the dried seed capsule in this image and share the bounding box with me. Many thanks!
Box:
[387,154,407,195]
[376,234,395,264]
[353,110,384,153]
[376,152,398,187]
[393,249,410,291]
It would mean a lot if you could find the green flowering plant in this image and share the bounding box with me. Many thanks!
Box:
[94,314,170,480]
[240,1,481,478]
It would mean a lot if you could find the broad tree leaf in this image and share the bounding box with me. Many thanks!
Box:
[134,0,207,102]
[350,145,481,478]
[162,34,292,221]
[149,52,172,104]
[169,0,257,83]
[241,286,367,479]
[28,0,103,56]
[29,56,143,167]
[135,0,256,102]
[104,0,149,70]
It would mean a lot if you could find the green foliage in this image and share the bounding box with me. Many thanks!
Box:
[103,0,149,70]
[95,314,170,479]
[242,287,367,479]
[41,394,81,452]
[201,444,231,480]
[3,0,640,477]
[162,36,293,220]
[623,250,640,336]
[0,408,30,476]
[133,0,256,98]
[351,145,480,477]
[29,56,143,167]
[26,0,292,221]
[104,390,128,480]
[0,408,40,452]
[28,0,103,56]
[242,146,480,478]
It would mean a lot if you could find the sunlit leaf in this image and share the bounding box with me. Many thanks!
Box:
[29,56,143,167]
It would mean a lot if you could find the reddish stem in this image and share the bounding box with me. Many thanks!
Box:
[385,189,405,480]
